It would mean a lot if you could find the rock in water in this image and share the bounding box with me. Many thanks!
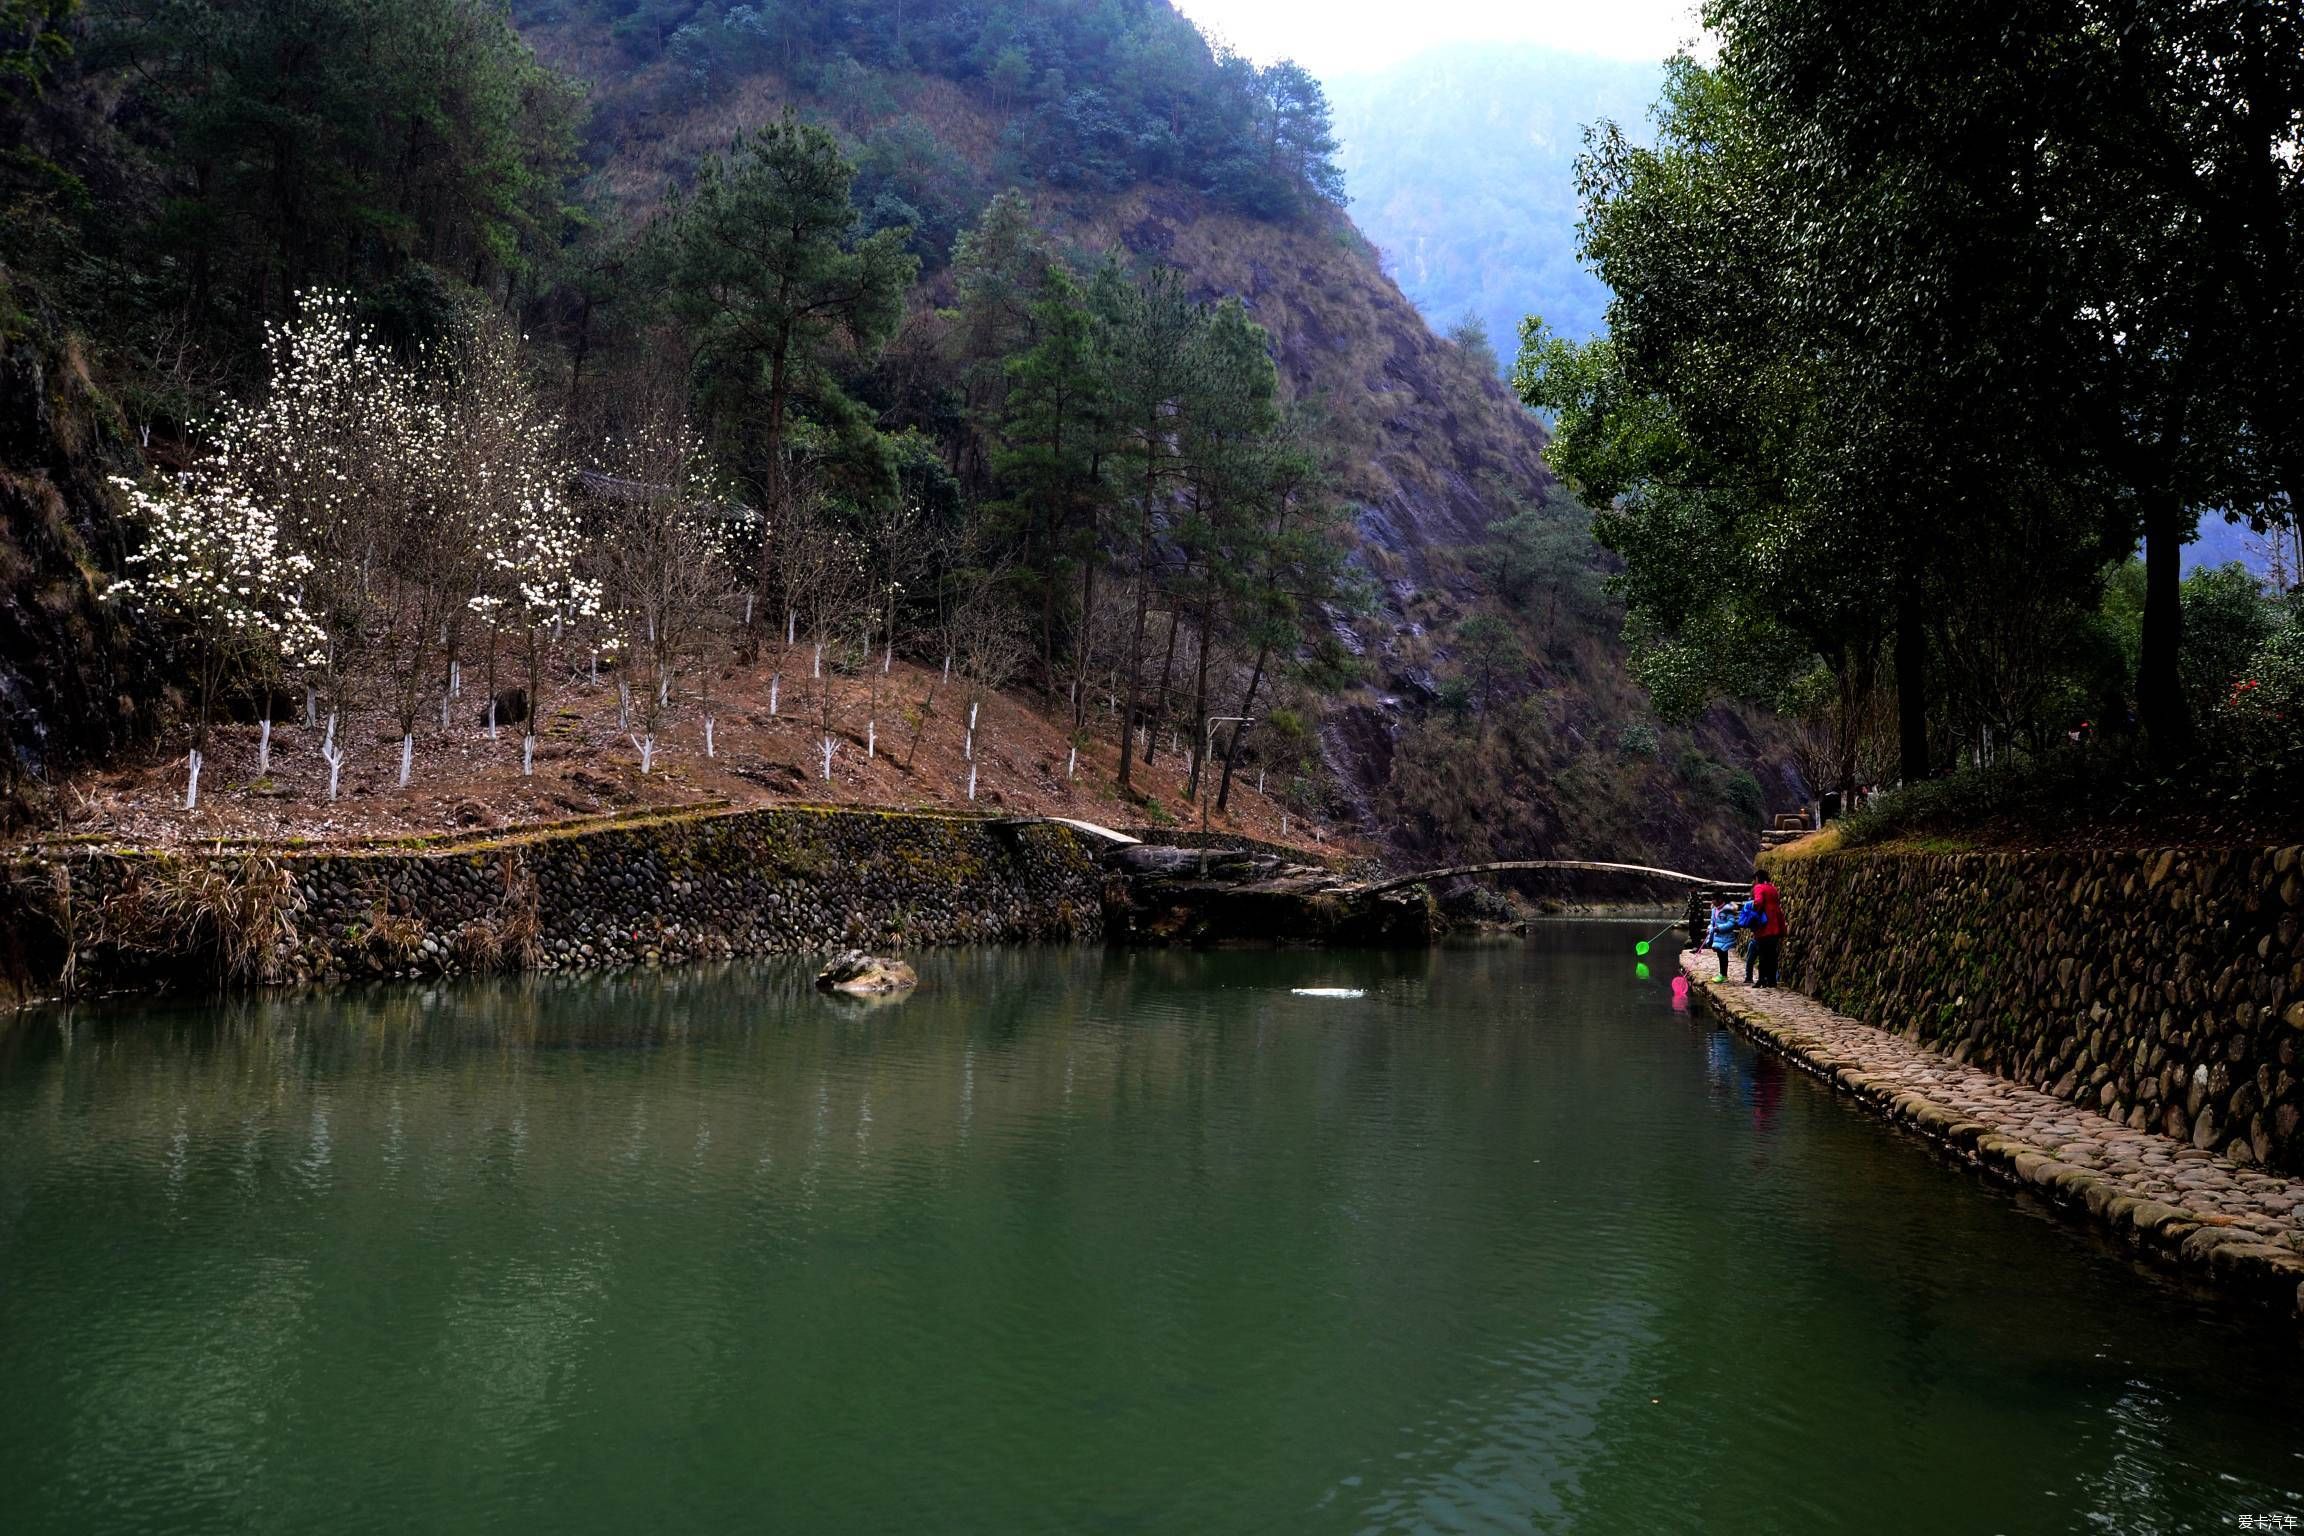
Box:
[816,950,918,995]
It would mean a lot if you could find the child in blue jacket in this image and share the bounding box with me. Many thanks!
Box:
[1707,902,1739,979]
[1738,898,1763,983]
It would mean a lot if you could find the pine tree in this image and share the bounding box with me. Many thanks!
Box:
[654,110,916,598]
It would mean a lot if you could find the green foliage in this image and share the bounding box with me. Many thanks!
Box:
[1452,613,1523,729]
[1615,721,1658,758]
[3,0,74,93]
[650,111,918,528]
[2211,596,2304,791]
[2179,563,2279,721]
[532,0,1345,221]
[1528,0,2304,794]
[852,118,984,265]
[120,0,578,327]
[3,0,584,426]
[1471,492,1610,657]
[1837,745,2165,848]
[1446,314,1497,375]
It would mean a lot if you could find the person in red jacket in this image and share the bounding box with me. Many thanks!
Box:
[1750,867,1786,987]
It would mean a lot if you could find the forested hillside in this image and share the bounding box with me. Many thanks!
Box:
[0,0,1787,870]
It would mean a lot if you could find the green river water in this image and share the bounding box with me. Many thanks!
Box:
[2,923,2299,1534]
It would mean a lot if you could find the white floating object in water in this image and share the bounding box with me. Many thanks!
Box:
[1291,987,1365,999]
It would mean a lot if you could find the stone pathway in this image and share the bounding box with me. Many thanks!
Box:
[1681,950,2304,1315]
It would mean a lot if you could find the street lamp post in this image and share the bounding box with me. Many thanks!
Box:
[1200,715,1255,875]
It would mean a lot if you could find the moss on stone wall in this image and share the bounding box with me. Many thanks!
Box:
[1768,842,2304,1173]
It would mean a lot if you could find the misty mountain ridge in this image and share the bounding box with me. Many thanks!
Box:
[1328,42,1662,353]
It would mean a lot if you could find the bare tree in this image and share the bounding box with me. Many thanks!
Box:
[597,407,740,763]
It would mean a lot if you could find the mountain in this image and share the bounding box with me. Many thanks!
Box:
[0,0,1788,873]
[1327,44,1663,352]
[515,6,1793,872]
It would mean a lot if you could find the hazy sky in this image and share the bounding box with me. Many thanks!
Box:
[1171,0,1709,76]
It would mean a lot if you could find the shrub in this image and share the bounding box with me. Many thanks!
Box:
[2211,603,2304,790]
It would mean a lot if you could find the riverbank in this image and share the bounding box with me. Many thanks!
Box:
[1763,838,2304,1172]
[2,804,1109,1002]
[1,805,1440,1004]
[1681,950,2304,1316]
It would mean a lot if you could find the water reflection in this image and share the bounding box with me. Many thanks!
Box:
[0,929,2298,1536]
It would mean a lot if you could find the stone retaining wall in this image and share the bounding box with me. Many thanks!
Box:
[4,806,1105,995]
[1768,842,2304,1174]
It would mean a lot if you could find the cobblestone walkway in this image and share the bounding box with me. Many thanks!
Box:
[1681,949,2304,1314]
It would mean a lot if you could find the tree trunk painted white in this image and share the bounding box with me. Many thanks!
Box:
[1258,769,1265,794]
[657,673,669,709]
[966,763,977,801]
[439,692,450,730]
[943,655,951,683]
[811,643,821,679]
[866,719,875,759]
[324,711,337,755]
[522,734,535,776]
[964,729,972,762]
[617,682,630,729]
[398,733,414,788]
[744,594,754,626]
[820,736,835,779]
[590,651,599,684]
[769,674,780,716]
[882,643,892,674]
[704,716,716,758]
[449,660,461,700]
[322,743,344,802]
[304,687,317,727]
[257,719,272,777]
[632,733,654,774]
[183,748,202,811]
[1185,747,1194,778]
[487,698,499,740]
[786,611,796,646]
[968,700,978,731]
[1281,813,1289,836]
[1067,746,1076,779]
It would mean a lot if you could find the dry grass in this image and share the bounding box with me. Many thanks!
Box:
[93,852,296,983]
[32,649,1347,857]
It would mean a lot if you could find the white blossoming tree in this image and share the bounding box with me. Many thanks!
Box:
[215,290,433,755]
[471,460,602,780]
[107,475,325,810]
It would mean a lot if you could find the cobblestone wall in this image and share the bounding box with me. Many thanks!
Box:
[5,806,1105,995]
[1770,843,2304,1173]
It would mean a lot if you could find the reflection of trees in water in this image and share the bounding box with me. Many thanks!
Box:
[0,941,1623,1236]
[6,949,1199,1192]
